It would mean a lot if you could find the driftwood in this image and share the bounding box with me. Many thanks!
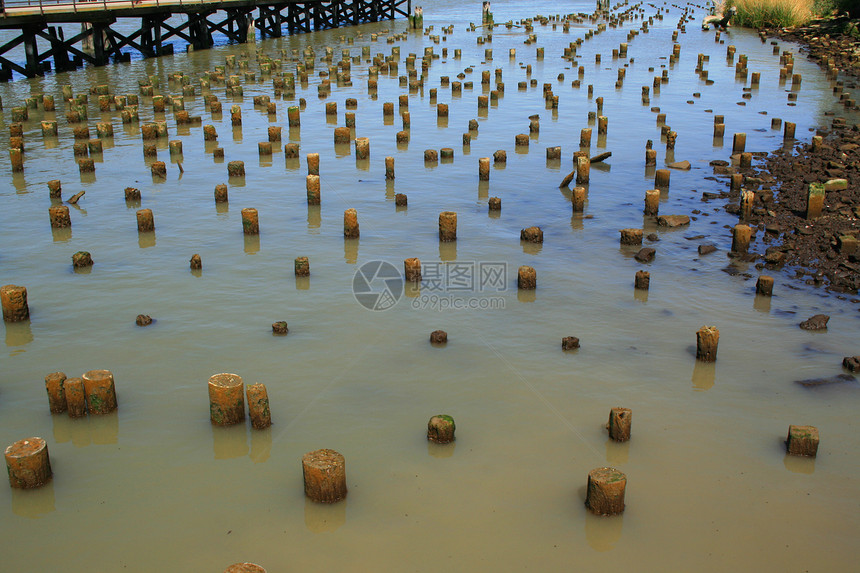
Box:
[559,152,611,187]
[67,191,85,204]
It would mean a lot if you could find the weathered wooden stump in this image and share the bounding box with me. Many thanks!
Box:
[190,254,202,270]
[786,425,818,457]
[45,372,67,414]
[696,326,719,362]
[49,205,71,228]
[620,229,643,245]
[488,197,501,211]
[241,208,259,235]
[731,224,751,253]
[72,251,93,268]
[82,369,118,415]
[606,407,632,442]
[246,383,271,430]
[806,183,824,219]
[430,330,448,344]
[572,187,586,212]
[1,285,29,322]
[295,257,310,277]
[585,467,626,515]
[302,449,347,503]
[427,415,455,443]
[136,209,155,232]
[306,175,321,205]
[64,377,86,418]
[479,157,490,180]
[272,321,289,335]
[208,373,245,426]
[5,438,52,489]
[562,336,580,350]
[518,266,536,289]
[439,211,457,242]
[521,227,543,243]
[756,275,774,296]
[343,208,359,238]
[224,563,267,573]
[634,270,650,290]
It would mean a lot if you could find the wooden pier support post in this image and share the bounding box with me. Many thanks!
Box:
[756,275,774,296]
[731,224,750,253]
[732,132,746,154]
[302,449,347,503]
[45,372,67,413]
[644,189,659,216]
[654,169,670,188]
[307,175,321,205]
[479,157,490,180]
[208,373,245,426]
[82,369,118,414]
[806,183,824,219]
[1,285,29,322]
[518,266,536,289]
[5,438,52,489]
[786,425,819,457]
[295,257,310,277]
[585,467,626,515]
[572,186,586,212]
[242,208,259,235]
[404,258,421,282]
[64,377,86,418]
[634,270,650,290]
[343,208,359,238]
[696,326,719,362]
[427,415,455,443]
[246,383,271,430]
[136,209,155,232]
[385,156,395,179]
[49,205,71,228]
[607,407,632,442]
[439,211,457,241]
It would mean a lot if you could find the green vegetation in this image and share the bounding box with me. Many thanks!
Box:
[727,0,814,28]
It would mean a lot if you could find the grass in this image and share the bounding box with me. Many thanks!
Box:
[726,0,815,28]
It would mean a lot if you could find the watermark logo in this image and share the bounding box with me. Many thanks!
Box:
[352,260,403,311]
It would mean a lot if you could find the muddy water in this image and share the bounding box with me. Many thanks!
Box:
[1,1,859,570]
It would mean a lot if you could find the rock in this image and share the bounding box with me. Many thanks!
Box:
[824,178,848,191]
[634,247,655,263]
[843,356,860,372]
[698,244,717,255]
[667,160,691,170]
[795,373,855,387]
[656,215,690,227]
[561,336,580,350]
[799,314,829,330]
[135,314,152,326]
[646,233,659,242]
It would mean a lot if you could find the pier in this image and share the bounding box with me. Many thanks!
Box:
[0,0,410,79]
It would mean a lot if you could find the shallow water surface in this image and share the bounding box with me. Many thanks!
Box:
[1,1,859,571]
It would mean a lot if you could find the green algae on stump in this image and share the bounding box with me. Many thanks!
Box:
[82,369,118,415]
[208,373,245,426]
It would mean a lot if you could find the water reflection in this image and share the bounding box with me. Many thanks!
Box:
[138,232,156,249]
[10,481,56,519]
[304,496,346,533]
[605,439,629,466]
[584,511,623,552]
[783,453,815,474]
[427,441,455,458]
[12,172,27,193]
[249,427,272,463]
[633,288,649,304]
[691,360,716,391]
[307,206,321,231]
[438,241,456,262]
[344,238,359,264]
[212,424,249,460]
[753,294,771,314]
[4,321,33,347]
[216,202,229,215]
[244,235,260,254]
[517,289,536,303]
[477,181,489,199]
[404,282,420,299]
[90,411,120,445]
[521,240,542,256]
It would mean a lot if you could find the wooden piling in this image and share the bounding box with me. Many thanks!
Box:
[343,208,359,238]
[64,377,86,418]
[756,275,774,296]
[307,175,321,205]
[576,156,590,184]
[214,184,228,203]
[302,449,347,503]
[731,224,751,253]
[355,137,370,159]
[136,209,155,232]
[1,285,29,322]
[479,157,490,180]
[607,407,632,442]
[806,183,824,219]
[572,187,586,212]
[295,256,310,277]
[427,415,455,443]
[634,270,650,290]
[82,369,118,415]
[208,373,245,426]
[404,258,421,282]
[732,132,746,154]
[786,425,818,457]
[696,326,719,362]
[518,266,536,289]
[241,208,259,235]
[45,372,67,414]
[620,229,643,245]
[307,153,320,175]
[385,156,395,179]
[654,169,670,188]
[644,189,659,215]
[190,254,202,270]
[439,211,457,242]
[49,205,71,228]
[5,438,52,489]
[246,383,271,430]
[585,467,626,515]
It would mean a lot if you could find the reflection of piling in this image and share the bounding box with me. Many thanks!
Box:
[696,326,719,362]
[302,449,347,503]
[585,467,626,515]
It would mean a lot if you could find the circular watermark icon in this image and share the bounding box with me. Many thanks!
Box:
[352,260,403,311]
